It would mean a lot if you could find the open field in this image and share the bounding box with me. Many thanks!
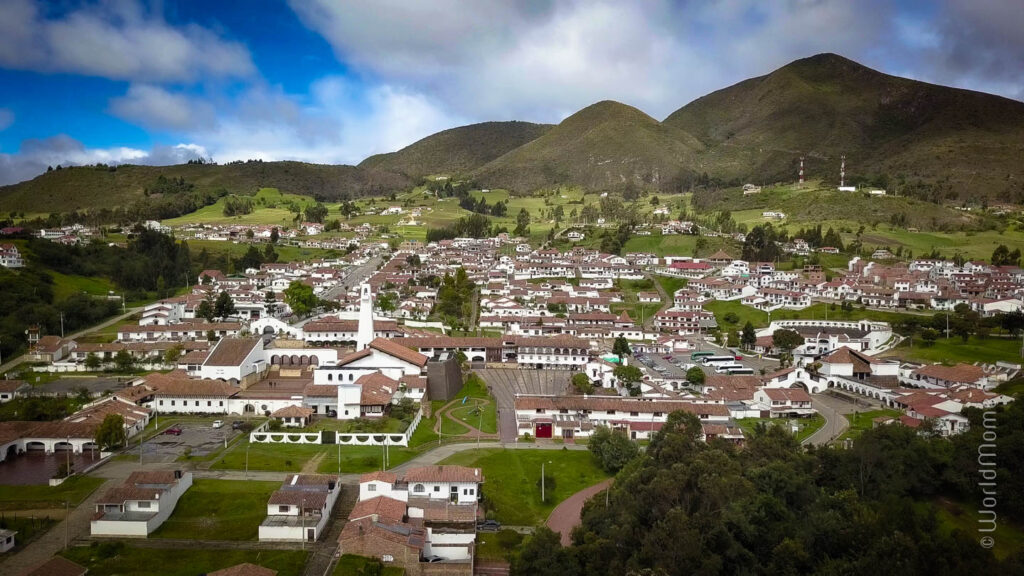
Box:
[883,336,1024,365]
[63,545,308,576]
[439,448,609,525]
[736,414,825,443]
[152,479,278,540]
[0,475,105,511]
[209,440,419,474]
[163,188,339,227]
[838,409,902,441]
[50,271,117,301]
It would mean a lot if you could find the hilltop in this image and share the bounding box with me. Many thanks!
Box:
[471,100,704,193]
[359,121,552,178]
[664,53,1024,200]
[0,160,410,214]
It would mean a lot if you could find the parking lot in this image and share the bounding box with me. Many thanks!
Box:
[636,343,781,385]
[137,420,241,464]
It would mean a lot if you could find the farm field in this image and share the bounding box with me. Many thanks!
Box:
[882,336,1024,365]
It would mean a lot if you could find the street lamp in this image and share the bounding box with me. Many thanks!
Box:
[301,496,306,550]
[541,460,552,503]
[245,444,251,479]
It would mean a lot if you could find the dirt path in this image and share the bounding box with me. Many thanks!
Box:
[545,479,613,546]
[301,452,326,475]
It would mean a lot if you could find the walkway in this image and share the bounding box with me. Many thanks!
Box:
[545,479,613,546]
[433,397,500,443]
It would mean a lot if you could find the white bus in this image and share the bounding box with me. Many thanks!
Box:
[715,363,745,373]
[702,355,737,367]
[726,367,755,375]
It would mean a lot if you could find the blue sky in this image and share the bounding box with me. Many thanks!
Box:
[0,0,1021,185]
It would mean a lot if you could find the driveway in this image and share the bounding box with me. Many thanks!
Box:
[546,479,613,546]
[803,391,881,446]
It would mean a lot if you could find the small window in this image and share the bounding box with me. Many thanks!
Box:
[138,501,151,509]
[279,505,289,513]
[195,401,200,406]
[219,401,224,406]
[413,484,425,493]
[434,486,440,492]
[159,400,164,406]
[368,484,376,492]
[171,400,175,406]
[207,401,212,407]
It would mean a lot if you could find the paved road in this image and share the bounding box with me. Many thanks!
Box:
[803,391,882,446]
[546,479,613,546]
[321,256,382,301]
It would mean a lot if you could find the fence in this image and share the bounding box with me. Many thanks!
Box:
[249,408,424,447]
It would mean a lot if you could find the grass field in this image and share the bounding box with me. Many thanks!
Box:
[654,275,688,298]
[735,414,825,443]
[334,554,405,576]
[839,409,903,441]
[884,336,1024,365]
[995,377,1024,398]
[152,479,278,540]
[50,271,116,301]
[163,188,338,227]
[439,448,609,525]
[210,440,418,474]
[189,239,339,264]
[0,475,106,511]
[63,545,308,576]
[705,300,769,332]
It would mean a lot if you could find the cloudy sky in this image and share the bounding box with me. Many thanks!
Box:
[0,0,1021,185]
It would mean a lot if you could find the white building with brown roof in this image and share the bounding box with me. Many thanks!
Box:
[91,470,192,537]
[259,474,340,542]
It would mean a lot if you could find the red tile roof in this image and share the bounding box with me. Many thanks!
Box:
[402,465,483,484]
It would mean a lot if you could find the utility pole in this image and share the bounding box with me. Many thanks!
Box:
[60,312,64,338]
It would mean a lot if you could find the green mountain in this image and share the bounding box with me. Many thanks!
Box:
[0,161,411,213]
[663,53,1024,200]
[472,100,704,192]
[359,121,552,178]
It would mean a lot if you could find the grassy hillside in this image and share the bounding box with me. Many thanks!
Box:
[0,160,411,213]
[163,187,331,227]
[472,100,704,193]
[359,121,552,178]
[664,53,1024,202]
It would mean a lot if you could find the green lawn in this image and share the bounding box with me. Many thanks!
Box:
[735,414,825,443]
[211,440,418,474]
[449,401,498,434]
[188,239,339,264]
[654,275,688,298]
[839,409,903,441]
[0,475,106,511]
[334,554,405,575]
[316,444,417,475]
[50,271,116,301]
[706,299,930,332]
[439,449,610,525]
[440,414,470,436]
[476,529,525,562]
[63,545,308,576]
[163,188,335,227]
[151,479,278,540]
[705,300,769,330]
[884,336,1023,365]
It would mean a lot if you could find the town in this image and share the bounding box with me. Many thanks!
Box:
[0,216,1020,574]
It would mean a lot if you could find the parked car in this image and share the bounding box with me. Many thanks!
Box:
[663,355,673,360]
[163,426,183,436]
[422,555,444,563]
[734,355,744,361]
[231,420,245,430]
[477,520,502,532]
[212,420,223,429]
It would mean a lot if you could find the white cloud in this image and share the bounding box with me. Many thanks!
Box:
[288,0,898,121]
[0,135,205,186]
[109,84,217,131]
[0,108,13,131]
[0,0,254,82]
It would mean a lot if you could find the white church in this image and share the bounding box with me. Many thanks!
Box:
[136,283,430,419]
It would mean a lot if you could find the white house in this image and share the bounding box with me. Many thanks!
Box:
[259,474,341,542]
[199,337,266,384]
[0,529,15,553]
[91,470,192,537]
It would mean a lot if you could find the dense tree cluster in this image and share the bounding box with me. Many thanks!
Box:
[426,213,493,242]
[512,404,1024,575]
[433,268,476,330]
[992,244,1022,266]
[222,195,254,216]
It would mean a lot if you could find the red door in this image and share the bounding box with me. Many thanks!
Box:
[536,423,552,438]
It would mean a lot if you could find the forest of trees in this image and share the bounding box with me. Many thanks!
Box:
[512,403,1024,575]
